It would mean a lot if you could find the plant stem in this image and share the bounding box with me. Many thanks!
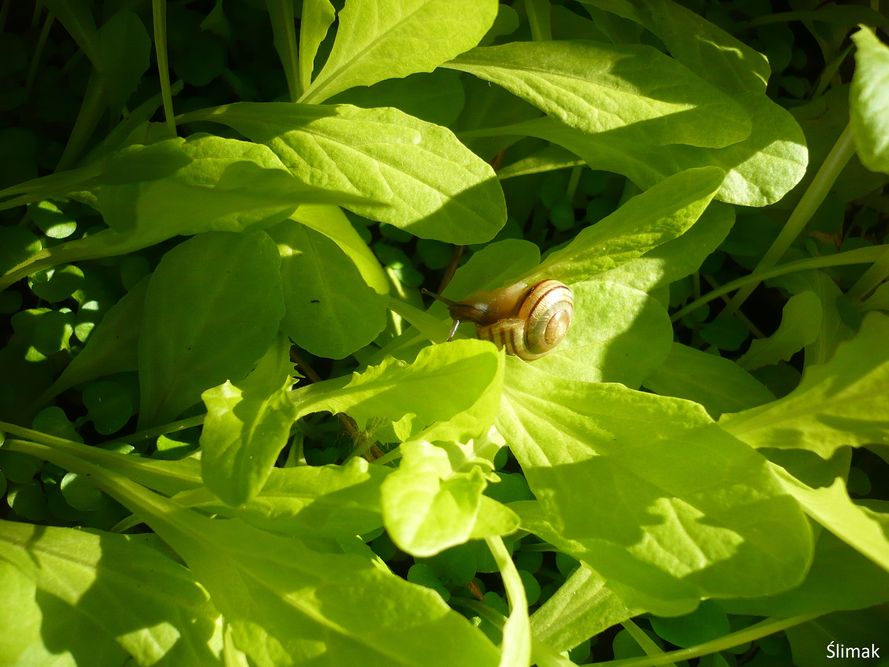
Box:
[152,0,177,137]
[672,245,887,322]
[600,613,821,667]
[722,124,855,316]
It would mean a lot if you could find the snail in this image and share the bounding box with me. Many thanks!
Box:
[422,279,574,360]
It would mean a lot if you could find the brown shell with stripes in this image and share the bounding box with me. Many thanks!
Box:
[446,279,574,360]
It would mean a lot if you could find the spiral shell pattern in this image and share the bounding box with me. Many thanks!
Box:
[477,280,573,360]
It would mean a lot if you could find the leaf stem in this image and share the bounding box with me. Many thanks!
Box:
[722,123,855,316]
[673,245,887,322]
[152,0,177,137]
[599,613,821,667]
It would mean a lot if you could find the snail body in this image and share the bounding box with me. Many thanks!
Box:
[424,279,574,360]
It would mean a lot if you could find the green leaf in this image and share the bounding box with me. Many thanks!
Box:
[139,232,284,426]
[738,291,822,371]
[91,472,502,667]
[578,0,770,93]
[850,26,889,174]
[530,564,641,653]
[201,336,298,506]
[39,277,147,403]
[299,0,336,91]
[766,448,889,575]
[189,102,506,243]
[722,480,889,616]
[294,339,504,443]
[82,377,137,435]
[527,281,673,386]
[499,367,812,615]
[329,71,466,127]
[96,10,151,113]
[720,313,889,457]
[183,459,387,539]
[382,440,518,556]
[265,0,300,100]
[291,205,388,295]
[270,220,388,359]
[515,92,807,207]
[301,0,498,103]
[526,167,724,284]
[597,203,735,293]
[92,134,310,237]
[40,0,100,69]
[447,41,751,147]
[644,343,775,417]
[0,519,222,665]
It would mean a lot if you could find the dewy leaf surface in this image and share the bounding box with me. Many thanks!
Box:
[850,26,889,174]
[447,41,751,148]
[139,232,284,426]
[720,313,889,457]
[190,102,506,243]
[498,364,812,615]
[270,220,388,359]
[301,0,498,103]
[0,519,222,666]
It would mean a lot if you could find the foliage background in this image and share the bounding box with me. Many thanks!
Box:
[1,1,888,666]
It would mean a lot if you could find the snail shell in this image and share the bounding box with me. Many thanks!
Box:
[442,279,574,360]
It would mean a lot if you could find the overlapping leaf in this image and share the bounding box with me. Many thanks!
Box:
[301,0,498,103]
[188,102,506,243]
[499,364,812,615]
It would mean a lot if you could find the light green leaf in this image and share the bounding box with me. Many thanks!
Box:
[526,167,724,284]
[0,519,222,666]
[851,27,889,174]
[291,205,387,295]
[499,367,812,615]
[513,92,807,207]
[645,343,775,417]
[189,102,506,243]
[720,313,889,457]
[201,337,298,506]
[769,456,889,575]
[447,41,751,147]
[294,339,504,443]
[527,281,672,386]
[329,71,466,127]
[139,232,284,426]
[738,291,822,371]
[597,203,735,293]
[301,0,498,103]
[382,440,517,557]
[91,472,502,667]
[270,220,388,359]
[205,459,387,539]
[723,452,889,615]
[530,564,641,653]
[299,0,336,91]
[92,134,309,237]
[578,0,770,93]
